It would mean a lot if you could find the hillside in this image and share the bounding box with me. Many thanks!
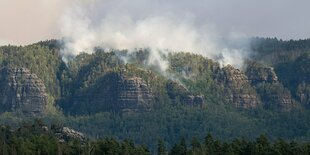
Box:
[1,38,310,151]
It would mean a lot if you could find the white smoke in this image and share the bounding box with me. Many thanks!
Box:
[59,0,249,70]
[0,39,11,46]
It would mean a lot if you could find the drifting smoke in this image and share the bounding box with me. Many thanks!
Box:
[59,0,250,70]
[0,39,11,46]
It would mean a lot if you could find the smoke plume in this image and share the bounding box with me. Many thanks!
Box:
[59,0,250,70]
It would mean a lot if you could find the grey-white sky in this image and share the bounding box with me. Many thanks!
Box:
[0,0,309,45]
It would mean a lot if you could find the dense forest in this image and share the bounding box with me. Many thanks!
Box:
[1,121,310,155]
[1,38,310,152]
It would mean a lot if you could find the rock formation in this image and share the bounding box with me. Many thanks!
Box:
[218,65,260,108]
[245,63,294,111]
[53,126,86,143]
[166,80,204,106]
[71,71,154,113]
[0,67,48,116]
[246,62,278,84]
[210,63,295,111]
[116,74,154,112]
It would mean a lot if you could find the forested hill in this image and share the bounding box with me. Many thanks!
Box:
[0,38,310,152]
[251,37,310,65]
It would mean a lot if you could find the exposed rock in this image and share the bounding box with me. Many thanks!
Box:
[53,126,86,143]
[218,65,260,108]
[246,62,278,84]
[221,65,250,88]
[215,64,294,111]
[243,62,294,111]
[166,80,204,106]
[0,67,47,116]
[116,74,154,112]
[71,71,154,113]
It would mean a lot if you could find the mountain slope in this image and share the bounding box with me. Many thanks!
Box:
[0,38,310,151]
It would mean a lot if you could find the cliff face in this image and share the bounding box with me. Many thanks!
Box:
[71,71,154,114]
[217,65,260,109]
[245,63,294,111]
[213,63,294,111]
[116,74,154,112]
[247,67,278,84]
[0,67,48,116]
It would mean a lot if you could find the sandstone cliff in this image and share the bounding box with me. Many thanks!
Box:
[217,65,260,108]
[245,63,294,111]
[0,67,47,116]
[245,62,278,84]
[70,71,154,114]
[210,63,294,111]
[116,73,154,112]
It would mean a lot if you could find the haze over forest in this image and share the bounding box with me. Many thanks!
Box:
[1,1,310,154]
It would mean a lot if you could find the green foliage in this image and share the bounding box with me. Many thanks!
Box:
[0,121,151,155]
[0,41,67,116]
[0,42,65,98]
[3,122,310,155]
[165,133,310,155]
[157,139,167,155]
[255,83,293,110]
[1,121,310,155]
[275,52,310,106]
[2,39,310,154]
[251,37,310,65]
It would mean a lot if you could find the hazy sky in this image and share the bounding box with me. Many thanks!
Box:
[0,0,309,45]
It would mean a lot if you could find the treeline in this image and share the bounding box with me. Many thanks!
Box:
[250,37,310,65]
[168,134,310,155]
[251,37,310,53]
[0,121,150,155]
[1,122,310,155]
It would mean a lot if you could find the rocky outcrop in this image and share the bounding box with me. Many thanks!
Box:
[213,63,295,111]
[218,65,260,108]
[166,80,204,106]
[245,63,294,111]
[0,67,47,116]
[71,71,154,114]
[246,62,278,84]
[116,74,154,112]
[53,126,86,143]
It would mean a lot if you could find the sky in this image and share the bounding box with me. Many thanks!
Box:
[0,0,310,45]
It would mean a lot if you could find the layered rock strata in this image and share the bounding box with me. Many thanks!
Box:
[0,67,47,116]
